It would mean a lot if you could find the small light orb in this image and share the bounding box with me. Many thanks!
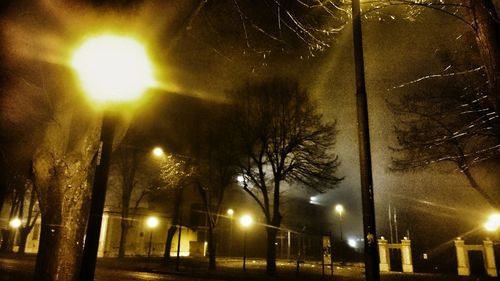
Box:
[9,218,22,229]
[335,204,344,214]
[146,216,159,228]
[152,147,164,157]
[239,215,253,228]
[347,238,357,248]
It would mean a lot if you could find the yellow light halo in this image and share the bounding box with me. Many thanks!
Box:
[71,35,154,104]
[152,147,164,157]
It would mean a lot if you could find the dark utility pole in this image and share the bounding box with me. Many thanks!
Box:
[79,113,116,281]
[351,1,380,281]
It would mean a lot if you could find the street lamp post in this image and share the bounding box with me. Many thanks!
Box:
[9,218,21,252]
[239,215,253,272]
[72,35,154,281]
[227,208,234,257]
[351,0,380,280]
[146,216,159,263]
[335,204,344,241]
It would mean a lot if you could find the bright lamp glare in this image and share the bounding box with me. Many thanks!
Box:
[237,175,244,183]
[335,204,344,214]
[240,215,253,228]
[9,218,21,228]
[71,35,154,103]
[146,216,159,228]
[347,238,357,248]
[227,209,234,216]
[152,147,164,157]
[484,213,500,232]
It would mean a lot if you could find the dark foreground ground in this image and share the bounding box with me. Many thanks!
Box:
[0,254,497,281]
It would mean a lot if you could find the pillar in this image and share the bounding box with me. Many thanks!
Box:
[454,238,470,276]
[483,239,497,277]
[378,237,390,272]
[401,238,413,273]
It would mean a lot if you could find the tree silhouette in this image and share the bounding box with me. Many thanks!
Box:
[231,77,342,275]
[389,73,500,208]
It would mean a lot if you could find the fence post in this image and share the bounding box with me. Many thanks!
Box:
[483,239,497,277]
[378,237,390,272]
[454,238,470,276]
[401,238,413,273]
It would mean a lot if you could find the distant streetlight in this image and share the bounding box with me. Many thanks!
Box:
[152,147,165,158]
[146,216,159,263]
[237,175,245,184]
[9,218,22,229]
[73,34,155,281]
[227,209,234,257]
[239,214,253,271]
[335,204,344,241]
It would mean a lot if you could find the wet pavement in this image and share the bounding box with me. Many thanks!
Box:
[0,254,497,281]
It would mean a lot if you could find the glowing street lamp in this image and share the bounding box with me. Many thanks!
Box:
[152,147,165,158]
[239,215,253,271]
[9,218,22,229]
[74,34,154,281]
[71,35,154,105]
[146,216,159,263]
[227,209,234,257]
[335,204,344,241]
[484,213,500,232]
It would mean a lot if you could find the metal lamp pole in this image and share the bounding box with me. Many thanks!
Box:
[351,0,380,281]
[147,231,153,263]
[239,215,252,272]
[80,112,116,281]
[73,35,154,281]
[242,229,247,272]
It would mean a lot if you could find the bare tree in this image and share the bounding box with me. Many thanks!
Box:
[16,178,40,255]
[389,72,500,208]
[230,77,342,275]
[111,142,154,258]
[157,153,194,265]
[0,174,26,253]
[190,107,240,270]
[361,0,500,114]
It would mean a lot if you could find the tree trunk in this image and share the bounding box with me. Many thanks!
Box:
[470,0,500,114]
[17,228,30,255]
[266,227,278,275]
[164,187,183,264]
[207,223,216,270]
[118,219,129,258]
[0,229,13,253]
[0,185,6,218]
[32,117,97,281]
[163,225,177,264]
[462,167,499,209]
[34,202,88,281]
